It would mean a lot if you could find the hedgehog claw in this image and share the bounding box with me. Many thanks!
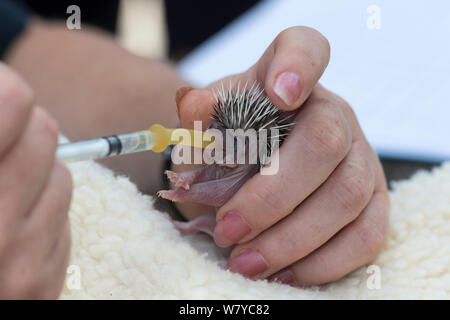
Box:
[161,164,259,207]
[165,170,192,190]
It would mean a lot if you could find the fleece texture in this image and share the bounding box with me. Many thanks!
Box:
[60,159,450,299]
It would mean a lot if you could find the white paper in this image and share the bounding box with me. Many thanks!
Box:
[178,0,450,162]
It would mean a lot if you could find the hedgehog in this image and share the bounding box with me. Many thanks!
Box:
[158,82,294,237]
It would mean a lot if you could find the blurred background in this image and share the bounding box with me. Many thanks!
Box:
[16,0,449,184]
[19,0,260,60]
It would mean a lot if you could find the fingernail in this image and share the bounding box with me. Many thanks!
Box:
[175,86,194,106]
[214,213,251,247]
[175,86,194,117]
[269,269,297,286]
[273,72,301,106]
[226,250,268,277]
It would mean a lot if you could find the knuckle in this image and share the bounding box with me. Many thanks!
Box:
[335,161,373,216]
[300,252,342,285]
[279,228,303,258]
[312,252,333,279]
[248,182,284,220]
[336,97,358,124]
[305,102,351,161]
[337,97,354,116]
[357,219,385,260]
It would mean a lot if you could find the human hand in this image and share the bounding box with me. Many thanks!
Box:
[0,64,72,298]
[175,26,389,286]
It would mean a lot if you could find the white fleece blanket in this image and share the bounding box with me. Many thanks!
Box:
[60,159,450,299]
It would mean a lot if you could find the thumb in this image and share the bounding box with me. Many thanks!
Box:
[176,87,215,130]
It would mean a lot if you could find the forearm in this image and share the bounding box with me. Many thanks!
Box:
[5,19,187,194]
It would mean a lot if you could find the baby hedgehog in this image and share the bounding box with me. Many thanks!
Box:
[158,82,294,236]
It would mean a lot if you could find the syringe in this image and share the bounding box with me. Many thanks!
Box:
[56,124,214,163]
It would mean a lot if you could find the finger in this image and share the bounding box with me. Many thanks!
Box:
[40,219,72,299]
[176,87,215,129]
[172,87,219,219]
[178,27,331,125]
[26,161,73,257]
[175,86,194,109]
[1,162,72,299]
[252,26,330,110]
[270,175,389,286]
[0,63,33,157]
[266,92,389,285]
[24,218,72,299]
[225,139,376,279]
[214,88,352,247]
[0,107,59,224]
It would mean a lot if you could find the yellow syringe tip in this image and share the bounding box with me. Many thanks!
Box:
[149,124,215,153]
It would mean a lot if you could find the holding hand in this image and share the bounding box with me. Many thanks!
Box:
[175,27,389,286]
[0,64,72,299]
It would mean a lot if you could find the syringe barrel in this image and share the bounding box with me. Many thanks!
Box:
[56,138,110,162]
[56,130,155,163]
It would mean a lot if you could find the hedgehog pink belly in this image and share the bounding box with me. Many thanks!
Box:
[159,163,259,236]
